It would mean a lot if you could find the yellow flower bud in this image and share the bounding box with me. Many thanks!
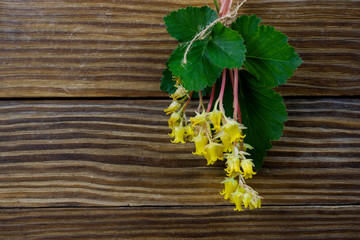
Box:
[242,192,252,208]
[192,134,208,156]
[230,187,246,211]
[171,126,186,144]
[170,86,187,99]
[220,133,233,152]
[220,177,238,200]
[250,197,261,209]
[223,119,246,143]
[225,156,241,176]
[190,111,207,126]
[204,141,224,165]
[164,100,181,115]
[168,111,181,128]
[185,124,195,141]
[240,159,257,179]
[208,110,222,132]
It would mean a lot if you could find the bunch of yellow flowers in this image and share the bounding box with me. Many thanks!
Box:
[165,77,261,211]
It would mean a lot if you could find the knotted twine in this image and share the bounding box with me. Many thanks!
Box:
[182,0,247,65]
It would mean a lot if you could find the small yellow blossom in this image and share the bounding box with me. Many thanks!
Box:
[168,111,181,128]
[225,155,241,176]
[168,127,175,138]
[220,176,238,200]
[241,192,252,208]
[208,110,223,132]
[171,85,187,99]
[204,141,224,165]
[192,134,208,156]
[240,159,256,179]
[185,124,195,141]
[220,133,233,152]
[230,186,246,211]
[171,126,186,143]
[223,119,246,142]
[250,197,261,209]
[164,100,181,115]
[190,111,207,126]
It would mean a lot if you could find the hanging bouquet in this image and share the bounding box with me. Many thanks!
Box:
[160,0,302,211]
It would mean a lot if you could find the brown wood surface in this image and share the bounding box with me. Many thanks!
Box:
[0,99,358,208]
[1,0,359,239]
[1,206,359,239]
[1,0,359,97]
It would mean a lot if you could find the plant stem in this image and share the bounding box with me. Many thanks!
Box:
[233,68,241,123]
[220,0,232,16]
[206,84,216,112]
[181,91,193,113]
[197,90,205,113]
[233,68,239,121]
[229,68,234,88]
[218,69,227,113]
[213,0,220,13]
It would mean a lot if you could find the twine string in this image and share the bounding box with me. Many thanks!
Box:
[182,0,247,65]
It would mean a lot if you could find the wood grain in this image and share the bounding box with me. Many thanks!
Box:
[0,206,359,239]
[0,99,358,207]
[1,0,359,98]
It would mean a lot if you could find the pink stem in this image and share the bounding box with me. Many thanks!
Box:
[229,68,234,88]
[233,68,241,123]
[206,83,216,112]
[218,69,227,112]
[220,0,232,16]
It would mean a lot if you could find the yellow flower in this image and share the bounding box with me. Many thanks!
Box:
[204,141,224,165]
[220,133,233,152]
[230,186,246,211]
[171,125,186,143]
[185,124,195,141]
[168,127,175,138]
[168,111,181,128]
[241,192,252,208]
[208,110,223,132]
[164,100,181,115]
[240,159,256,179]
[190,111,207,126]
[223,119,246,142]
[192,134,208,156]
[170,85,187,99]
[250,197,261,209]
[220,176,238,200]
[225,155,241,176]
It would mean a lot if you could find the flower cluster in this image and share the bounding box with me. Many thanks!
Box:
[164,77,262,211]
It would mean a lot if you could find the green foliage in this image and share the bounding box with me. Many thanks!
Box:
[223,71,287,169]
[162,7,302,169]
[164,6,218,43]
[160,66,177,95]
[206,23,246,69]
[232,15,303,87]
[168,40,223,91]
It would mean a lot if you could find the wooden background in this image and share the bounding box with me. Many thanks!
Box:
[0,0,359,239]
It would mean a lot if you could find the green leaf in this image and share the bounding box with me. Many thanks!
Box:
[160,66,177,95]
[164,6,218,43]
[222,70,287,169]
[207,22,246,69]
[232,15,303,87]
[168,40,222,92]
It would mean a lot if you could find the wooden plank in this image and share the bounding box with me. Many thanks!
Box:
[0,206,359,239]
[1,0,359,97]
[0,99,358,207]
